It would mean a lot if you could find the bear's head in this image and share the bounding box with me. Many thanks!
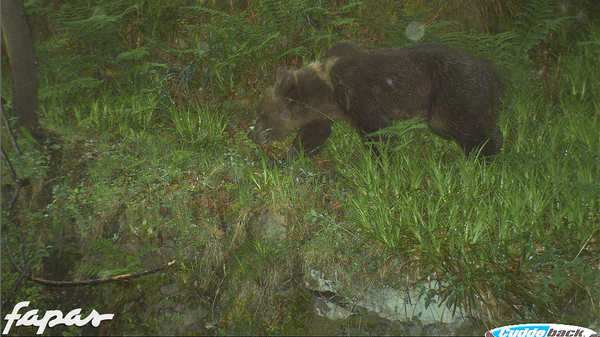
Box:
[248,66,322,144]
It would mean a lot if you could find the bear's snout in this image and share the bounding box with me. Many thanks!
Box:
[247,125,271,144]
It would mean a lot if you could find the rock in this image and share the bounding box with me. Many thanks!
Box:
[305,268,481,334]
[247,209,289,240]
[312,296,353,320]
[160,282,179,296]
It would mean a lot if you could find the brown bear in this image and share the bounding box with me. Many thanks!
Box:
[248,41,503,159]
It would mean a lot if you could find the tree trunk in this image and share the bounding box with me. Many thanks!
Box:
[1,0,45,143]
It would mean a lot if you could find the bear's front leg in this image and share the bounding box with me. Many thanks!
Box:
[287,120,333,160]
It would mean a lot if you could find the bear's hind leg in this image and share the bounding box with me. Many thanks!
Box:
[479,124,503,157]
[454,124,503,158]
[427,113,502,158]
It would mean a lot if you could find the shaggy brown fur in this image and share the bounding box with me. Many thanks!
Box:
[248,41,503,159]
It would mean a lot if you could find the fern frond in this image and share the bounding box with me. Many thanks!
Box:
[115,47,150,63]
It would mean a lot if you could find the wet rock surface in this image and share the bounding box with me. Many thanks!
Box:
[247,209,289,240]
[305,269,487,336]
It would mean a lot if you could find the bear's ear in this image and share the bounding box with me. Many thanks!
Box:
[274,66,297,98]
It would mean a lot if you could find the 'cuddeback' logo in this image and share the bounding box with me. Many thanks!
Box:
[486,324,598,337]
[2,301,114,335]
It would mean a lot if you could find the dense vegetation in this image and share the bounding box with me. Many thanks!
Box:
[2,0,598,335]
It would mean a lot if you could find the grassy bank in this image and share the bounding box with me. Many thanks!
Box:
[2,0,598,335]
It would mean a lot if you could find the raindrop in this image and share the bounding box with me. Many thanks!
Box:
[406,22,425,41]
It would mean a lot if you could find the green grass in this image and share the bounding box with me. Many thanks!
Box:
[2,0,599,335]
[321,39,599,323]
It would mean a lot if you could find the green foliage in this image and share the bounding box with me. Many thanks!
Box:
[330,25,599,321]
[168,102,231,146]
[2,0,598,334]
[174,0,362,98]
[73,90,163,132]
